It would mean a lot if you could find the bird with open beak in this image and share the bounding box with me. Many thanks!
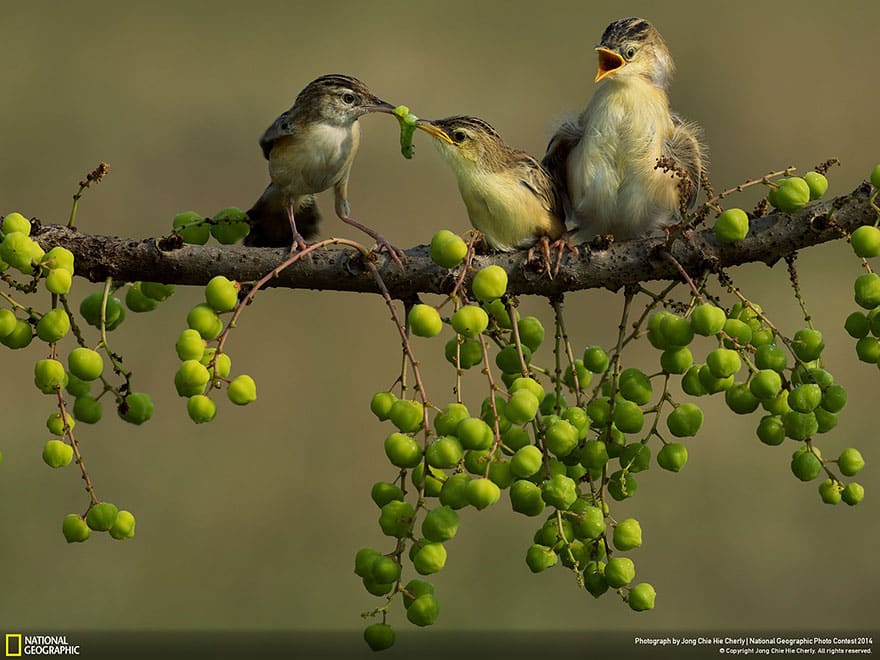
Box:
[245,74,404,265]
[543,18,707,242]
[416,115,566,259]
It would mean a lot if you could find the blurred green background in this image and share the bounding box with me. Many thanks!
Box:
[0,0,877,643]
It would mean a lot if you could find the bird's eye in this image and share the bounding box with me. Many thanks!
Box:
[342,93,357,104]
[452,130,467,143]
[624,45,637,60]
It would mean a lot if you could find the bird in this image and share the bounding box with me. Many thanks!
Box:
[244,74,404,264]
[542,17,706,243]
[415,115,566,256]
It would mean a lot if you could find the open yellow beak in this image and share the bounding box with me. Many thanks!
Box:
[416,119,454,145]
[595,47,625,83]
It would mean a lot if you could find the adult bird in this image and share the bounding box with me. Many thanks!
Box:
[543,17,706,242]
[245,74,404,264]
[416,115,566,259]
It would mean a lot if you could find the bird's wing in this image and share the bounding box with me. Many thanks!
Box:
[541,119,581,211]
[664,113,708,211]
[258,106,298,160]
[516,153,566,236]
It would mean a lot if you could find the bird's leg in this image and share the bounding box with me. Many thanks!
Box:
[334,181,405,268]
[527,233,580,278]
[286,203,310,253]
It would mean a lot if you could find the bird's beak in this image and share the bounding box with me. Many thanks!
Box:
[364,98,396,114]
[595,47,625,83]
[415,119,454,145]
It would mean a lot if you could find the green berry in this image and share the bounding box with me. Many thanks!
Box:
[389,399,423,433]
[819,385,846,414]
[370,481,404,508]
[509,480,545,516]
[434,403,470,435]
[472,265,508,302]
[838,448,864,476]
[618,368,652,405]
[579,439,609,470]
[227,374,256,405]
[402,579,435,608]
[854,273,880,309]
[782,411,818,441]
[140,282,175,301]
[750,370,783,401]
[855,336,880,363]
[789,384,822,413]
[510,445,543,478]
[36,308,70,343]
[369,392,397,422]
[62,514,90,543]
[505,389,539,425]
[118,392,154,425]
[109,510,136,540]
[187,395,217,423]
[187,304,223,340]
[406,594,440,626]
[517,317,544,352]
[46,411,74,436]
[439,473,471,509]
[582,345,610,372]
[525,544,557,573]
[791,448,822,481]
[604,557,636,588]
[173,211,210,244]
[681,365,707,397]
[0,308,15,339]
[657,442,688,471]
[34,358,66,394]
[466,477,500,510]
[211,207,250,243]
[541,473,578,510]
[73,395,102,423]
[804,171,828,200]
[422,506,460,542]
[613,518,642,551]
[354,547,382,577]
[706,348,741,378]
[408,304,443,338]
[86,502,119,531]
[660,314,694,347]
[370,556,402,584]
[68,347,104,381]
[845,311,870,339]
[384,433,422,468]
[792,328,824,361]
[175,329,206,362]
[456,417,493,450]
[444,337,483,368]
[629,583,656,611]
[771,177,811,212]
[572,506,605,540]
[818,478,842,505]
[841,482,864,506]
[125,283,159,312]
[175,359,210,397]
[563,360,592,389]
[698,364,734,393]
[544,420,578,457]
[2,211,30,235]
[0,231,37,274]
[754,344,787,372]
[79,292,125,330]
[613,400,644,434]
[660,346,693,374]
[45,268,72,295]
[756,415,785,446]
[715,208,749,243]
[429,230,467,268]
[451,305,489,338]
[851,225,880,258]
[413,542,447,575]
[425,436,464,469]
[872,164,880,189]
[42,439,73,468]
[690,303,726,336]
[363,623,395,651]
[725,383,759,414]
[666,403,703,437]
[378,500,414,538]
[205,275,240,312]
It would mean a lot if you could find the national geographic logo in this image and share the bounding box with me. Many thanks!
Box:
[4,634,80,656]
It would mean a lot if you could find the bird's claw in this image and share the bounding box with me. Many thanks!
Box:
[372,237,406,269]
[528,236,580,278]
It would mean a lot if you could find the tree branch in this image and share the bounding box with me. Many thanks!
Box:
[31,183,875,299]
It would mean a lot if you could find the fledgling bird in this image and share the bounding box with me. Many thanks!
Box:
[245,74,404,264]
[416,115,566,254]
[543,17,706,242]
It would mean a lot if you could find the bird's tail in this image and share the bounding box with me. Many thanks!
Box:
[243,183,321,247]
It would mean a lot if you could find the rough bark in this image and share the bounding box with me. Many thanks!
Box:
[31,183,875,299]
